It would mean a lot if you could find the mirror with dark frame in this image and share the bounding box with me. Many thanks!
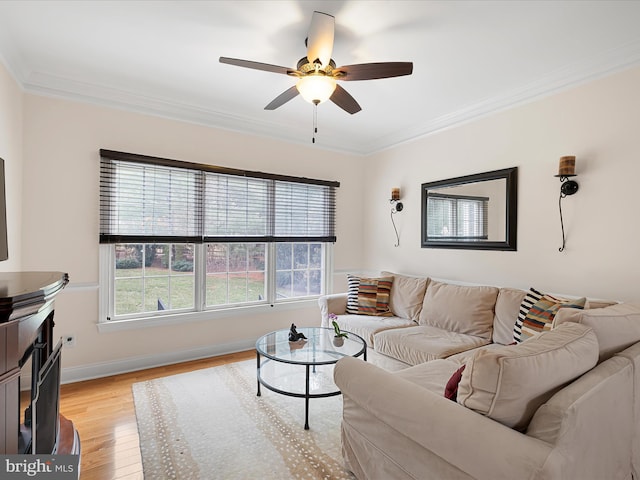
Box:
[421,167,518,250]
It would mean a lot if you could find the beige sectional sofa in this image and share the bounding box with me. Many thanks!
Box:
[318,272,640,480]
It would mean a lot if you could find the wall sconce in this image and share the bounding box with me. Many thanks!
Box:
[390,187,403,247]
[555,156,579,252]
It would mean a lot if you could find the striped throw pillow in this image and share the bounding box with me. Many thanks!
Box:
[520,295,586,341]
[346,275,361,314]
[513,288,544,343]
[346,274,394,316]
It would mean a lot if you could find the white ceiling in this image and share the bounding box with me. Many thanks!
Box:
[1,0,640,155]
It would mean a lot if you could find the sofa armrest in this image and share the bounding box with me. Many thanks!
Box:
[334,357,552,480]
[318,293,348,327]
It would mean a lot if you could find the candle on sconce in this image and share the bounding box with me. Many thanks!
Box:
[557,156,576,177]
[391,187,400,201]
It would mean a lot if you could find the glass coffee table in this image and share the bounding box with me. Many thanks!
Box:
[256,327,367,429]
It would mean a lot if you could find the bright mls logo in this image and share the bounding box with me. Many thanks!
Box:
[2,455,79,479]
[4,458,52,476]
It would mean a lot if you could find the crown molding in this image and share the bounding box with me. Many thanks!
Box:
[20,71,366,156]
[364,40,640,155]
[5,39,640,156]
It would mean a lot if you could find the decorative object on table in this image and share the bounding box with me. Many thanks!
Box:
[390,187,404,247]
[555,155,579,252]
[288,339,307,352]
[331,317,349,347]
[288,323,307,342]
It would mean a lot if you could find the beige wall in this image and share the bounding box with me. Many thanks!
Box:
[0,62,22,270]
[20,94,365,380]
[363,66,640,303]
[8,61,640,380]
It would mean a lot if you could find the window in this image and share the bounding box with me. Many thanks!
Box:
[275,242,323,298]
[426,193,488,240]
[99,150,338,323]
[114,243,195,315]
[205,243,266,306]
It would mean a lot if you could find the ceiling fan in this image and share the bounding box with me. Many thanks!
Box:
[219,11,413,115]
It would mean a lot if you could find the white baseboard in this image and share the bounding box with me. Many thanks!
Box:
[60,339,256,384]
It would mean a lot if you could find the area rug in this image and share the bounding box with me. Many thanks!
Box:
[132,360,354,479]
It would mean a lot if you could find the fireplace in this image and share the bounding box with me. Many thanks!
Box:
[19,339,63,454]
[0,271,79,457]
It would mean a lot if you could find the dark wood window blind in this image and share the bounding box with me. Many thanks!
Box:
[99,149,339,244]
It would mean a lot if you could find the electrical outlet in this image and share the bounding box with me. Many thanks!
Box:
[63,335,76,348]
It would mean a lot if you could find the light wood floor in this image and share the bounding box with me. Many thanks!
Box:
[60,350,255,480]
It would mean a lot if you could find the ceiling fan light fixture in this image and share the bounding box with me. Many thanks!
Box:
[296,75,336,105]
[220,11,413,117]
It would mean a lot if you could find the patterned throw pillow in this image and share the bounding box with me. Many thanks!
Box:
[346,274,362,314]
[520,295,586,341]
[513,288,544,343]
[345,274,394,316]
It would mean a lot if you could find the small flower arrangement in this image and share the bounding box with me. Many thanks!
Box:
[329,314,348,339]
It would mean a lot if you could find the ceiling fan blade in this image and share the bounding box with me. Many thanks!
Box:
[306,11,334,66]
[219,57,294,75]
[334,62,413,81]
[330,84,361,114]
[264,86,300,110]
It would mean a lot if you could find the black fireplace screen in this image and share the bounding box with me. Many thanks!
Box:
[19,339,62,454]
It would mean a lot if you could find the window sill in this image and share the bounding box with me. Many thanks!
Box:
[97,298,320,333]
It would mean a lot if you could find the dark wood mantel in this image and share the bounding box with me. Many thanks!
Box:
[0,271,69,323]
[0,271,77,456]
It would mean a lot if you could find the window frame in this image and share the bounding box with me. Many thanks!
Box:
[425,193,489,240]
[99,241,334,332]
[98,150,338,331]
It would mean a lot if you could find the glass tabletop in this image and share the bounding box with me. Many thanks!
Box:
[255,327,366,365]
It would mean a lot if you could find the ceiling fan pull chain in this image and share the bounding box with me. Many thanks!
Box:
[312,101,319,143]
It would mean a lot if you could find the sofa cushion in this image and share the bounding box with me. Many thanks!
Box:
[519,295,586,342]
[346,274,394,316]
[334,314,415,346]
[445,343,505,365]
[457,322,599,430]
[374,325,490,366]
[381,271,429,321]
[526,355,632,445]
[395,358,461,396]
[493,288,527,345]
[614,342,640,478]
[418,281,499,340]
[588,299,618,309]
[553,302,640,361]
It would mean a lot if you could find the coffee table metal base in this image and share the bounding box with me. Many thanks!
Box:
[257,356,342,430]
